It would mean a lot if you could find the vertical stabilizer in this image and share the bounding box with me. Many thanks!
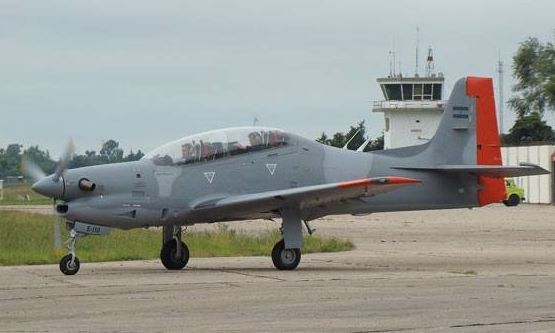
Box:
[424,76,506,205]
[377,76,546,209]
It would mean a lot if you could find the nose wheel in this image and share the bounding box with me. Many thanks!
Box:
[59,228,81,275]
[59,254,80,275]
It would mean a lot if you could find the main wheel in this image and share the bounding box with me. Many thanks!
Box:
[59,254,80,275]
[160,239,189,270]
[503,194,521,207]
[271,239,301,270]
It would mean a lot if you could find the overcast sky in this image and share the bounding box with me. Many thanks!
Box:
[1,0,554,157]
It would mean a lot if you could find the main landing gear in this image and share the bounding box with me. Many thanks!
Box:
[160,225,189,270]
[60,228,80,275]
[270,208,310,271]
[271,239,301,270]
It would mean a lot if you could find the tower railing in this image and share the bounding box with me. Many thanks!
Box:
[372,100,446,110]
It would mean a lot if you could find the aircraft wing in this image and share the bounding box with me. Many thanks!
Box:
[189,176,421,220]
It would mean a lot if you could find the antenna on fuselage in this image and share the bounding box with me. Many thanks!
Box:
[342,129,361,150]
[356,136,373,152]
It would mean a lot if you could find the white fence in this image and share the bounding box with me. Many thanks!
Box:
[501,145,555,204]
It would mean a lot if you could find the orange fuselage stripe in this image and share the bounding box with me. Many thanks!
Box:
[337,177,421,189]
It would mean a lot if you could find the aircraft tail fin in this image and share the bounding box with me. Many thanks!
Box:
[381,77,509,206]
[421,77,498,165]
[378,76,549,206]
[429,77,505,205]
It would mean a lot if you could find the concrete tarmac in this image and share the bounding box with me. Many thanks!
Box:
[1,204,555,332]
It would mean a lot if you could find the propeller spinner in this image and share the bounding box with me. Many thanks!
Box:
[22,140,74,251]
[23,139,75,200]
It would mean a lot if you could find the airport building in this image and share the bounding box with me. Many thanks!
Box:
[372,48,445,150]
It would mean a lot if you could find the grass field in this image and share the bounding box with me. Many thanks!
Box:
[0,183,50,205]
[0,211,354,266]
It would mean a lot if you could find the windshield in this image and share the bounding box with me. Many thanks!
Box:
[144,127,293,166]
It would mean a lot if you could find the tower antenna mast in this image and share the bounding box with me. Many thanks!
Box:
[425,47,435,77]
[415,27,420,76]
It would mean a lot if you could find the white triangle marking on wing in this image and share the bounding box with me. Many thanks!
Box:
[266,163,277,175]
[203,171,215,184]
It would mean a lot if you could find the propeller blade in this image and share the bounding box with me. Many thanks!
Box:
[21,157,47,182]
[53,139,75,182]
[52,199,63,249]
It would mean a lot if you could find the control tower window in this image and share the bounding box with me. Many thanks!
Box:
[433,84,442,100]
[423,84,433,100]
[413,84,423,100]
[384,84,402,101]
[402,84,413,101]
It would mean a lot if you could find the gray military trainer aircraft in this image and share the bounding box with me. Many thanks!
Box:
[30,77,548,275]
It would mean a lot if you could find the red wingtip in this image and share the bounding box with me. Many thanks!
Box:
[376,176,422,185]
[338,176,421,189]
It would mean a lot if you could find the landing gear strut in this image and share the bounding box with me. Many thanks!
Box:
[160,225,189,270]
[271,208,304,270]
[59,228,80,275]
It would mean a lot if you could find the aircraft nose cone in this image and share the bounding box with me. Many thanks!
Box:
[31,176,64,199]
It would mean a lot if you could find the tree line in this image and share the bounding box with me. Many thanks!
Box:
[0,140,144,179]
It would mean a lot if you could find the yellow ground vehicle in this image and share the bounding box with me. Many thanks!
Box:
[503,178,525,207]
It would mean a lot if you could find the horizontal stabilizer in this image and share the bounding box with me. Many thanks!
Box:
[393,163,549,178]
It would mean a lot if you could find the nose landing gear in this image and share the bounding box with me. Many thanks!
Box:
[59,229,81,275]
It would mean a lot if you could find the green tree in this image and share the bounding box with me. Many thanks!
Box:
[501,112,555,145]
[509,37,555,117]
[71,150,101,168]
[0,144,23,178]
[316,132,329,144]
[99,139,124,163]
[23,146,56,175]
[124,150,144,162]
[1,140,145,178]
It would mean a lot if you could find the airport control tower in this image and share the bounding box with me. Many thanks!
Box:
[373,48,445,149]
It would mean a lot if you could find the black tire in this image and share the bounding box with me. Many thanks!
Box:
[271,239,301,270]
[59,254,80,275]
[160,239,189,270]
[503,194,521,207]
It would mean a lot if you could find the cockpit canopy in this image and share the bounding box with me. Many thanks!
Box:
[144,127,294,166]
